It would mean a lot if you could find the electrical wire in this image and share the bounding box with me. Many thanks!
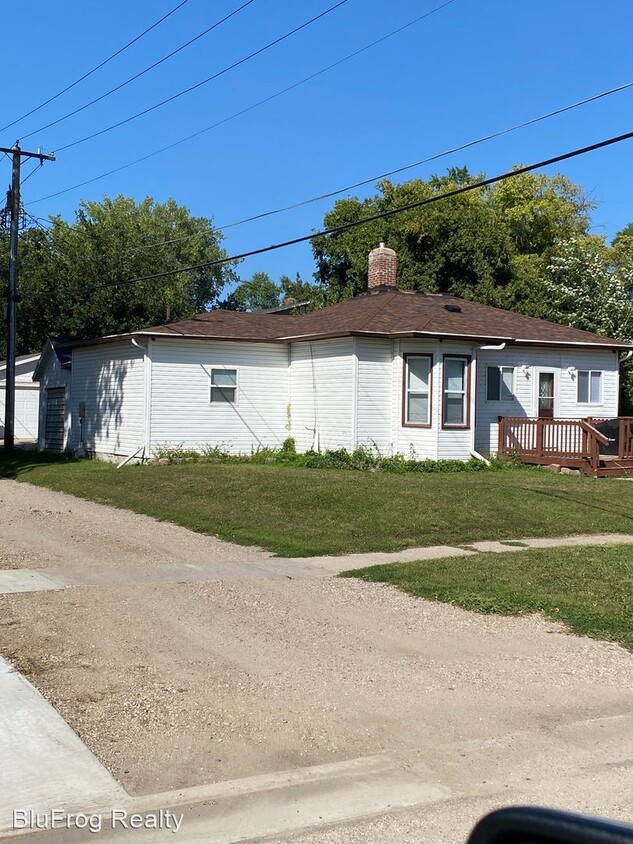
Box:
[19,0,257,142]
[28,0,456,205]
[51,0,353,153]
[124,80,633,255]
[1,0,191,134]
[24,211,52,232]
[29,129,633,298]
[21,162,43,186]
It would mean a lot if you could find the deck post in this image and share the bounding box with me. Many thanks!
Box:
[497,416,505,456]
[536,418,544,459]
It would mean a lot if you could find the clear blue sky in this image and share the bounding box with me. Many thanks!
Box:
[5,0,633,289]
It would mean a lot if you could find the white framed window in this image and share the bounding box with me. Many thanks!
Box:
[443,356,470,428]
[487,365,514,401]
[210,368,237,403]
[403,354,432,426]
[577,370,602,404]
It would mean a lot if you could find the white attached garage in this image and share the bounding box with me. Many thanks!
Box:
[0,353,41,441]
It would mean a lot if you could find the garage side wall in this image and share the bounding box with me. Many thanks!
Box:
[71,342,145,457]
[149,339,289,455]
[37,351,71,452]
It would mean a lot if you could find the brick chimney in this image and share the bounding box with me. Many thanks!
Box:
[368,243,397,289]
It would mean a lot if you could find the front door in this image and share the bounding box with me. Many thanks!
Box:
[538,372,555,419]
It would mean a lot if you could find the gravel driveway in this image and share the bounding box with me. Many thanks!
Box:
[1,479,632,834]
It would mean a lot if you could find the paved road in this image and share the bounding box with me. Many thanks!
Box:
[0,480,632,843]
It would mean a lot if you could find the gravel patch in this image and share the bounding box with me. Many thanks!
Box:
[1,576,631,797]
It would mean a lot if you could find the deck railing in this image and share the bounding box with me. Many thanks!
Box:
[497,417,612,473]
[586,417,633,460]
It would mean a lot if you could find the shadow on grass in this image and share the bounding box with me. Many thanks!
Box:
[516,484,633,525]
[0,448,75,480]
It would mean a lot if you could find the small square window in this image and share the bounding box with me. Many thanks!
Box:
[577,370,602,405]
[210,368,237,403]
[487,366,514,401]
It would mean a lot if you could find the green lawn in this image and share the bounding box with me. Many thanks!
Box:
[1,451,632,557]
[341,544,633,650]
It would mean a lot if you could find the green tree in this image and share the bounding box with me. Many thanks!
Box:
[279,273,324,311]
[219,271,324,311]
[0,195,236,357]
[543,237,633,413]
[220,272,282,311]
[311,168,595,315]
[312,171,514,303]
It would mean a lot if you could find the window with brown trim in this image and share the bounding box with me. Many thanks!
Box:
[442,355,471,428]
[402,354,432,427]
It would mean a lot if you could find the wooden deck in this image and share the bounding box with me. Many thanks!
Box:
[498,416,633,477]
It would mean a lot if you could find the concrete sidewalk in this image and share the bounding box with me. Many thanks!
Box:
[0,656,126,834]
[1,756,451,842]
[1,532,632,594]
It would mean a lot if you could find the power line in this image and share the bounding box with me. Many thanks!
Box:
[1,0,191,135]
[21,161,44,185]
[29,129,633,299]
[19,0,257,142]
[52,0,353,153]
[28,0,457,205]
[24,211,52,232]
[124,80,633,255]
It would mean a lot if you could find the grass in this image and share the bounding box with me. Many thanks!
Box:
[1,450,633,557]
[341,544,633,650]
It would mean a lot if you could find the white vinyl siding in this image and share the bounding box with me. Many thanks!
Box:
[290,338,354,452]
[355,338,393,455]
[150,339,288,455]
[394,340,475,460]
[474,347,619,455]
[71,342,145,456]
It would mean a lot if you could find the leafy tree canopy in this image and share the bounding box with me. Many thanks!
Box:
[311,167,595,311]
[0,195,236,357]
[219,271,322,312]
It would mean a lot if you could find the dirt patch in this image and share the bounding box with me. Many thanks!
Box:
[0,479,272,572]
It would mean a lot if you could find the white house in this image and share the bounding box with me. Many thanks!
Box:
[34,246,633,473]
[0,352,41,441]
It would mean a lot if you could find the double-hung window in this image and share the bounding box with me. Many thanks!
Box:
[443,356,470,428]
[403,354,432,426]
[577,370,602,404]
[210,368,237,403]
[487,365,514,401]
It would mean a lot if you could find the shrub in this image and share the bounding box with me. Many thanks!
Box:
[149,443,514,474]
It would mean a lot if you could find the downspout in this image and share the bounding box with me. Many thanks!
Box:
[470,449,491,466]
[470,345,478,458]
[620,350,633,362]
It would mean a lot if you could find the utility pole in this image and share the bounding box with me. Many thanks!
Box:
[1,143,55,450]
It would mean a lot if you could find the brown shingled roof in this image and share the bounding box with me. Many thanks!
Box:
[130,288,631,349]
[60,288,632,350]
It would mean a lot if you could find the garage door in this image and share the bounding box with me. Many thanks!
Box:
[45,388,66,451]
[15,388,39,439]
[0,386,40,440]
